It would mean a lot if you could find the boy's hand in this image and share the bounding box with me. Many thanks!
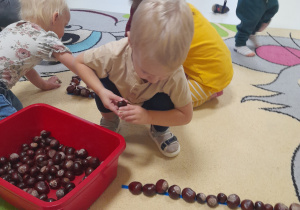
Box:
[99,89,123,114]
[118,104,150,124]
[42,76,61,90]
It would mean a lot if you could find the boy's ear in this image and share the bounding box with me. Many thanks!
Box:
[127,31,131,46]
[51,12,59,25]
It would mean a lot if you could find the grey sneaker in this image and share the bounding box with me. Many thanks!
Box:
[149,125,180,157]
[100,117,120,132]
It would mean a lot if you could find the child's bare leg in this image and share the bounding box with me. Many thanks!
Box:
[258,22,270,32]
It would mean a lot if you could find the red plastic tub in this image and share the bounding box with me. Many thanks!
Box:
[0,103,126,209]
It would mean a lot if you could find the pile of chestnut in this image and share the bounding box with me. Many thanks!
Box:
[0,130,101,202]
[66,75,96,98]
[128,180,299,210]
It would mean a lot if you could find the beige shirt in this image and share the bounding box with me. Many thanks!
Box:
[84,38,192,108]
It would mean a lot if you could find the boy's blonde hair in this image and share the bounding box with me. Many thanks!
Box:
[19,0,69,27]
[130,0,194,71]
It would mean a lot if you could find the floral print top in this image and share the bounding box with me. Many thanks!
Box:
[0,21,70,89]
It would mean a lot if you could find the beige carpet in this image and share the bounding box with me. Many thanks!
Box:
[5,27,299,209]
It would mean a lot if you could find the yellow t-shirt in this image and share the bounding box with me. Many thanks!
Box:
[184,4,233,92]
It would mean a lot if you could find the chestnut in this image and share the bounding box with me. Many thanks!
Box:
[206,195,218,208]
[32,136,42,143]
[16,182,26,189]
[217,193,227,204]
[73,88,81,95]
[196,193,206,204]
[255,201,265,210]
[18,164,30,175]
[64,170,75,181]
[9,153,20,164]
[56,188,68,200]
[88,157,101,169]
[117,100,127,107]
[29,166,40,177]
[34,181,50,194]
[63,160,74,171]
[142,184,156,197]
[38,194,48,201]
[168,185,181,200]
[274,203,288,210]
[155,179,168,194]
[128,181,143,195]
[241,199,254,210]
[290,203,300,210]
[85,167,94,176]
[46,198,56,202]
[29,143,39,150]
[227,194,241,209]
[265,204,273,210]
[11,172,22,183]
[1,174,12,182]
[66,85,76,94]
[65,182,75,193]
[49,139,59,150]
[53,153,63,165]
[47,149,57,159]
[49,178,61,189]
[71,77,80,86]
[75,149,88,159]
[26,150,35,158]
[49,165,58,175]
[0,157,8,166]
[26,177,37,188]
[182,188,196,203]
[73,162,83,175]
[40,130,51,139]
[65,147,75,155]
[36,174,45,181]
[56,169,65,178]
[80,88,90,97]
[61,177,71,187]
[90,92,96,98]
[25,188,39,197]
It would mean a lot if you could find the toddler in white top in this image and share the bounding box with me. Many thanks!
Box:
[0,0,75,120]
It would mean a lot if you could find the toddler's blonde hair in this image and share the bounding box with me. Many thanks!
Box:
[130,0,194,71]
[19,0,69,28]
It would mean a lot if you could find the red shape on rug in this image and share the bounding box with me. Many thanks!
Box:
[256,45,300,66]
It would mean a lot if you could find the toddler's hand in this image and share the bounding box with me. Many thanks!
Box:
[118,104,150,124]
[42,76,61,90]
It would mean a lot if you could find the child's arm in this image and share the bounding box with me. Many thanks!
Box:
[25,69,60,90]
[56,52,123,114]
[118,102,193,126]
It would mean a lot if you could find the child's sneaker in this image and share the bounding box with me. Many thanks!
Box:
[149,125,180,157]
[100,117,120,132]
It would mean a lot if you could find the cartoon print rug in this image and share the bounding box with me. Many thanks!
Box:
[1,9,300,210]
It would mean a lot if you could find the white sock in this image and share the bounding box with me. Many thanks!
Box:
[234,46,256,57]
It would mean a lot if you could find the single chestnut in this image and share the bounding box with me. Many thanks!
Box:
[182,188,196,203]
[73,162,83,175]
[49,178,61,189]
[38,194,48,201]
[196,193,206,204]
[75,149,88,159]
[64,170,75,181]
[25,188,39,197]
[241,199,254,210]
[290,203,300,210]
[34,181,50,194]
[255,201,266,210]
[56,188,68,200]
[9,153,20,164]
[117,100,128,107]
[206,195,218,208]
[26,177,37,188]
[66,85,76,94]
[128,181,143,195]
[227,194,241,209]
[168,185,181,200]
[217,193,227,204]
[80,88,90,97]
[65,147,75,155]
[65,182,75,192]
[265,204,273,210]
[274,203,288,210]
[155,179,168,194]
[18,164,30,175]
[40,130,51,139]
[49,139,59,150]
[88,157,101,169]
[142,184,156,197]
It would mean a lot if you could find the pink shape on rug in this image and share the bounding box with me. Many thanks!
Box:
[256,45,300,66]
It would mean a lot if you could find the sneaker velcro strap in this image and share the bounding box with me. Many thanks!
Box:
[161,136,178,151]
